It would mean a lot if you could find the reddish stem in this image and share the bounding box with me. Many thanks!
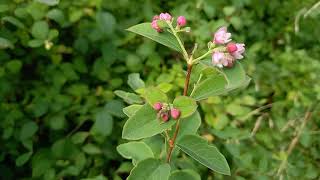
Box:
[166,64,193,163]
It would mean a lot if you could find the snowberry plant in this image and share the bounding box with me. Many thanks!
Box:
[116,12,250,179]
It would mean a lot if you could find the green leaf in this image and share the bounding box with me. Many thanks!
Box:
[117,142,154,164]
[47,9,65,26]
[177,135,230,175]
[6,60,22,73]
[35,0,60,6]
[90,110,113,138]
[31,21,49,40]
[81,174,108,180]
[71,132,89,144]
[122,104,175,140]
[127,23,182,52]
[20,121,38,141]
[173,96,197,118]
[28,39,44,47]
[144,87,167,106]
[105,100,125,118]
[176,111,201,141]
[123,104,143,117]
[114,90,143,104]
[16,152,33,166]
[169,169,201,180]
[2,16,25,28]
[127,158,171,180]
[96,11,116,35]
[82,143,102,155]
[0,37,14,49]
[191,61,248,101]
[128,73,145,91]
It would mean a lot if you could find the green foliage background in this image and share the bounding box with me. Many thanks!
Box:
[0,0,319,179]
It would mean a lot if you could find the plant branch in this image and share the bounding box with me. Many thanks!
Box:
[167,23,189,62]
[166,64,193,163]
[276,107,313,177]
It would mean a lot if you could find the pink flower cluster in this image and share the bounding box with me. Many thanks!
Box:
[153,102,180,122]
[151,12,187,33]
[212,27,245,68]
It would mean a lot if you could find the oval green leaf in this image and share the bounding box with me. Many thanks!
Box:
[177,135,231,175]
[117,142,154,164]
[173,96,197,118]
[127,158,171,180]
[144,87,168,106]
[169,169,201,180]
[122,104,175,140]
[127,23,182,52]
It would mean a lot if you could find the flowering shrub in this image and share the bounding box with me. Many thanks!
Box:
[117,13,250,179]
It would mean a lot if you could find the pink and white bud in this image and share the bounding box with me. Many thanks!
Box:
[151,20,162,32]
[159,13,172,21]
[152,15,159,21]
[153,102,163,111]
[177,16,187,27]
[161,113,169,122]
[213,26,232,44]
[212,51,235,68]
[231,43,245,59]
[226,42,238,53]
[170,108,181,120]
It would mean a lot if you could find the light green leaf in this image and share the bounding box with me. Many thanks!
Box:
[6,60,22,73]
[20,121,38,141]
[0,37,14,49]
[127,158,171,180]
[176,111,201,141]
[177,135,230,175]
[128,73,145,91]
[35,0,60,6]
[105,100,125,118]
[117,142,154,164]
[71,132,89,144]
[2,16,25,28]
[169,169,201,180]
[82,143,102,155]
[157,83,173,93]
[173,96,197,118]
[16,152,33,166]
[191,61,249,101]
[28,39,44,47]
[90,110,113,138]
[96,11,116,35]
[123,104,143,117]
[127,23,182,52]
[122,104,175,140]
[114,90,143,104]
[144,87,167,106]
[31,21,49,40]
[47,9,65,26]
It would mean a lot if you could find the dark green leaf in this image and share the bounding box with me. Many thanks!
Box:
[169,169,201,180]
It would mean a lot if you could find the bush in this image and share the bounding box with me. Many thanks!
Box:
[0,0,319,179]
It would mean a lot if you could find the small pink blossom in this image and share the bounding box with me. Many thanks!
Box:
[212,51,235,68]
[153,15,159,21]
[159,13,172,21]
[151,20,162,32]
[177,16,187,27]
[213,26,232,44]
[153,102,163,111]
[170,108,181,120]
[226,43,237,53]
[161,112,169,122]
[231,43,245,59]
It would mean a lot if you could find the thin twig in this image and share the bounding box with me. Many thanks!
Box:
[276,108,313,177]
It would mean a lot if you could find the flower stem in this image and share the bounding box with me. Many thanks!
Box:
[167,22,189,62]
[166,63,193,163]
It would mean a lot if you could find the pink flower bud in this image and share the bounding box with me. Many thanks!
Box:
[177,16,187,27]
[151,20,162,32]
[213,26,232,44]
[231,43,245,59]
[161,113,169,122]
[212,51,235,68]
[226,43,238,53]
[170,108,181,120]
[153,102,163,111]
[152,15,159,21]
[159,13,172,21]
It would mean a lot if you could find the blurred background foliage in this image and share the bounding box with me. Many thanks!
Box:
[0,0,319,179]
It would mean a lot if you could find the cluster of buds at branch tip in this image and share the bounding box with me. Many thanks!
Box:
[153,102,181,122]
[211,26,245,68]
[151,13,189,33]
